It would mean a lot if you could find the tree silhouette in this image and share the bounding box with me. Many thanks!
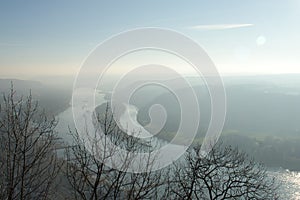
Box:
[171,143,279,199]
[65,104,170,199]
[0,86,61,200]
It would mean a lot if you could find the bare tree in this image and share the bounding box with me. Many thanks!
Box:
[171,143,279,200]
[65,104,170,200]
[0,87,62,200]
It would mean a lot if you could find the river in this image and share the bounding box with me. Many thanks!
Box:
[55,90,300,199]
[268,170,300,199]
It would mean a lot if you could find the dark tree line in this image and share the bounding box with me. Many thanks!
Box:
[0,88,279,200]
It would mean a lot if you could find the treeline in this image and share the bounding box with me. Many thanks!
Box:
[0,89,279,200]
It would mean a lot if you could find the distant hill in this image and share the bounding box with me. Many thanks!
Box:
[119,74,300,170]
[124,75,300,138]
[0,79,71,116]
[0,79,43,92]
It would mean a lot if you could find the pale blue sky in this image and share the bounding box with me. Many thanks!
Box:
[1,0,300,78]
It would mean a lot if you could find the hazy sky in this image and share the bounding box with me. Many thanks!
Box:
[1,0,300,78]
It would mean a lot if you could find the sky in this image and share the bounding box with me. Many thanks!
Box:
[1,0,300,79]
